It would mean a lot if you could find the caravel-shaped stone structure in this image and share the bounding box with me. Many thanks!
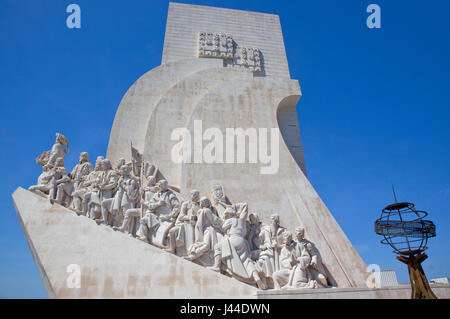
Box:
[13,3,373,298]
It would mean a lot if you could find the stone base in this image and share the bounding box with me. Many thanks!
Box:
[256,284,450,299]
[12,187,256,298]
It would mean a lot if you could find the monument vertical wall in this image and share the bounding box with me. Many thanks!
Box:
[106,2,369,289]
[162,2,291,78]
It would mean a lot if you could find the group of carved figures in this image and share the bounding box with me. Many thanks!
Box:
[198,32,262,73]
[29,133,329,290]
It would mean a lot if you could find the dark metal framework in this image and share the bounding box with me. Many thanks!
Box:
[374,201,437,299]
[375,202,436,254]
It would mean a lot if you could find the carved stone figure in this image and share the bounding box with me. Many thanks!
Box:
[260,214,286,272]
[295,227,328,288]
[100,159,118,200]
[211,184,230,219]
[109,165,139,226]
[115,158,126,172]
[29,165,53,197]
[38,133,69,169]
[116,176,157,236]
[246,213,262,253]
[99,160,121,226]
[70,152,94,212]
[165,189,201,255]
[82,156,105,219]
[48,157,73,207]
[137,179,180,246]
[272,231,314,289]
[185,197,223,265]
[140,161,158,188]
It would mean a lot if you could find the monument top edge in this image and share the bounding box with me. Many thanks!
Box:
[169,1,281,19]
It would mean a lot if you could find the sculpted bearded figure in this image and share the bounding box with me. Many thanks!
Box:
[70,152,94,213]
[294,227,328,288]
[165,189,201,255]
[259,214,286,272]
[211,185,230,219]
[184,197,223,265]
[137,179,180,245]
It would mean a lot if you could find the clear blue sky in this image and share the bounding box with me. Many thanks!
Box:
[1,0,449,298]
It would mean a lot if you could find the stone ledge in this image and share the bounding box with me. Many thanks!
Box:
[256,284,450,299]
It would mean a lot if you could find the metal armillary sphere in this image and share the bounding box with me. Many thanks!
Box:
[374,190,437,299]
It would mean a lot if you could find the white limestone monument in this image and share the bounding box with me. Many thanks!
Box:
[13,2,381,298]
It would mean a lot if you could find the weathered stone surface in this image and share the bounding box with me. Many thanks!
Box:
[12,187,257,298]
[16,2,375,298]
[257,284,450,299]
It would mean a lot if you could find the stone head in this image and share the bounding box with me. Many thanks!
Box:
[80,152,89,163]
[147,176,156,187]
[200,197,211,209]
[95,156,104,169]
[102,159,112,171]
[117,158,126,170]
[270,214,280,226]
[211,185,224,204]
[295,227,305,241]
[119,164,131,176]
[249,213,260,225]
[157,179,168,192]
[283,231,293,245]
[190,190,200,203]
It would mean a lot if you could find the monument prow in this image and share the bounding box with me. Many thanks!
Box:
[13,187,257,298]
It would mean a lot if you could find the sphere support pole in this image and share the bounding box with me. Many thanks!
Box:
[397,253,437,299]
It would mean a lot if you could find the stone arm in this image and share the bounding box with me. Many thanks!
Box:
[234,202,249,221]
[221,218,233,234]
[279,247,294,270]
[82,176,94,187]
[55,175,71,185]
[116,177,126,192]
[176,201,191,223]
[147,196,164,211]
[296,246,312,270]
[306,242,321,268]
[102,172,117,190]
[208,211,224,233]
[52,168,70,185]
[68,165,78,180]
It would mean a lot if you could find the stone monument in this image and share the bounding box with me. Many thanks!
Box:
[16,2,450,299]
